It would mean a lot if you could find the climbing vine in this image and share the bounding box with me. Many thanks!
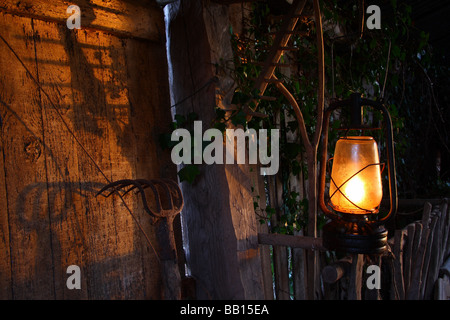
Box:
[225,0,449,234]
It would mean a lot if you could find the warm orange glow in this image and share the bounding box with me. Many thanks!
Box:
[329,136,383,214]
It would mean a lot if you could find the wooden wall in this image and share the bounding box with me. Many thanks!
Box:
[0,0,175,299]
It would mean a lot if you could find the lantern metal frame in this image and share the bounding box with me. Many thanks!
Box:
[319,93,398,254]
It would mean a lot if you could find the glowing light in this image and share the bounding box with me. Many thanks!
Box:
[343,176,365,205]
[329,136,383,214]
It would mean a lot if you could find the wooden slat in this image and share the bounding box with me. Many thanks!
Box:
[32,18,90,299]
[422,215,439,298]
[0,0,164,41]
[407,207,430,299]
[268,173,290,300]
[252,168,274,299]
[0,12,55,299]
[0,84,12,299]
[393,229,406,299]
[124,34,177,299]
[438,200,449,266]
[347,254,364,300]
[403,223,416,293]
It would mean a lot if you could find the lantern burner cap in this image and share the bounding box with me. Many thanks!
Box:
[323,218,388,254]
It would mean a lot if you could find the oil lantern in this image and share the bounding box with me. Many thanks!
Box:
[319,93,398,254]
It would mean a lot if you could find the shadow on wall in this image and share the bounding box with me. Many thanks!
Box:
[0,8,174,299]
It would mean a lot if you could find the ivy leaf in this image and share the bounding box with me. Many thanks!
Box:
[159,133,178,150]
[213,121,226,133]
[187,112,199,123]
[215,107,226,120]
[231,110,247,127]
[178,165,200,184]
[392,45,401,58]
[284,142,302,159]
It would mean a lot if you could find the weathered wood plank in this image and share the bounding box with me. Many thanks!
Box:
[269,173,290,300]
[98,30,155,299]
[292,229,306,300]
[0,12,55,299]
[253,169,274,299]
[435,274,450,300]
[124,35,176,299]
[407,221,430,299]
[166,0,264,299]
[422,214,438,299]
[65,28,150,299]
[31,18,90,300]
[0,1,174,298]
[393,229,406,299]
[0,0,164,42]
[438,199,449,267]
[403,222,416,293]
[421,202,432,230]
[443,200,450,261]
[0,92,12,299]
[411,222,423,269]
[347,254,364,300]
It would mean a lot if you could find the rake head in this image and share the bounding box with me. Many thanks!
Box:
[96,179,184,220]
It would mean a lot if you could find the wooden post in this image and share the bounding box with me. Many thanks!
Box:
[165,0,264,299]
[347,254,364,300]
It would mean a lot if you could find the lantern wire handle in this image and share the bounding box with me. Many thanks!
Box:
[327,161,385,214]
[380,39,392,101]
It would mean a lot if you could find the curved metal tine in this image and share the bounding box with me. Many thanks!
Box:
[136,179,163,217]
[121,184,141,197]
[119,178,163,197]
[161,179,184,212]
[95,179,137,197]
[96,179,157,218]
[137,179,183,215]
[126,180,158,218]
[149,179,174,214]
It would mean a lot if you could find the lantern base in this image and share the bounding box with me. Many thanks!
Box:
[322,215,388,254]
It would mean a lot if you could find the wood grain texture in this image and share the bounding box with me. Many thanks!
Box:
[0,1,174,299]
[0,13,56,299]
[0,0,164,42]
[165,0,264,299]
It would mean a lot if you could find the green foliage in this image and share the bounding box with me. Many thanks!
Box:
[177,164,201,184]
[159,112,202,184]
